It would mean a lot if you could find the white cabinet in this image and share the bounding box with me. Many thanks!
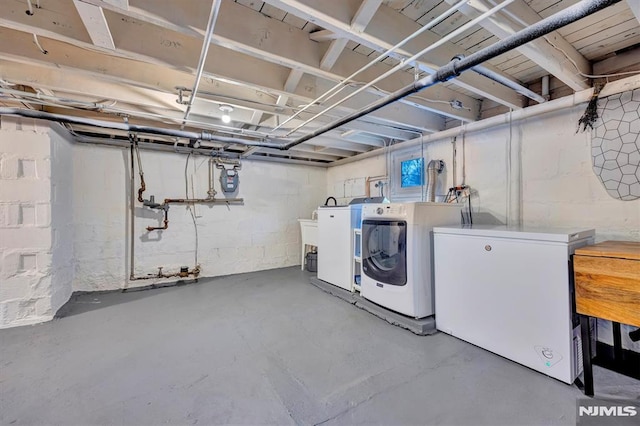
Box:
[317,206,361,291]
[433,225,594,384]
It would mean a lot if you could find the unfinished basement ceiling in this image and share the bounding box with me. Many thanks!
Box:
[0,0,639,164]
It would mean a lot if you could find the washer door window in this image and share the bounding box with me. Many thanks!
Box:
[362,220,407,286]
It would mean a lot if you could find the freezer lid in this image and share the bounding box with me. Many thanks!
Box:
[432,224,595,242]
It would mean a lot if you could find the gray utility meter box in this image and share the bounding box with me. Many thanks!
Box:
[220,167,239,193]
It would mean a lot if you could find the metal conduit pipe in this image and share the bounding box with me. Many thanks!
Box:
[0,0,621,153]
[272,0,469,133]
[285,0,519,137]
[472,65,546,104]
[0,107,283,148]
[281,0,621,150]
[0,86,273,138]
[181,0,222,129]
[331,73,640,167]
[129,142,136,281]
[542,75,551,100]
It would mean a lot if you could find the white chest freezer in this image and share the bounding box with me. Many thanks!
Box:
[433,225,595,384]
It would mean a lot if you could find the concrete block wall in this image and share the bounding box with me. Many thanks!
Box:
[49,126,74,314]
[0,117,61,328]
[72,144,327,291]
[327,156,386,205]
[329,106,639,240]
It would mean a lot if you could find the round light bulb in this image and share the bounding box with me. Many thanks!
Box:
[221,114,231,124]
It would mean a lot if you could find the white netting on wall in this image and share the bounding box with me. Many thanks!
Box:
[591,88,640,201]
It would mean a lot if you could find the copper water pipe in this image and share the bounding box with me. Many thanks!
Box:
[145,198,243,232]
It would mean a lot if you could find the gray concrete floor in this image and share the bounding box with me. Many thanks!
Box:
[1,267,638,426]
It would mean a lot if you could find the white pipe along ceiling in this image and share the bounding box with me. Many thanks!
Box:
[0,0,638,164]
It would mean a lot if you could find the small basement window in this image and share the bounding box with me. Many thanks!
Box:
[401,158,423,188]
[390,148,425,202]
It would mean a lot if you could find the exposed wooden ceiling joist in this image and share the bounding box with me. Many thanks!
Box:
[76,0,479,122]
[0,0,637,164]
[261,0,526,109]
[73,0,116,49]
[0,23,437,135]
[448,0,590,91]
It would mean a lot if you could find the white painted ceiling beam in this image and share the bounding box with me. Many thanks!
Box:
[267,68,305,125]
[0,56,409,153]
[351,0,381,32]
[261,0,525,109]
[302,137,372,152]
[309,30,339,42]
[320,39,349,71]
[73,1,116,49]
[103,0,128,9]
[70,0,478,122]
[320,0,380,71]
[0,21,438,134]
[255,147,344,161]
[291,144,356,157]
[199,0,477,121]
[0,58,352,139]
[449,0,590,91]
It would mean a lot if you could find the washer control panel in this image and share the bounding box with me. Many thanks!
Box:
[363,203,405,217]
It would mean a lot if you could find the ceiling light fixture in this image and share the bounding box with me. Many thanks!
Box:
[219,104,233,123]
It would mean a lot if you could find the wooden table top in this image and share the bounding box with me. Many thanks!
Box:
[574,240,640,327]
[574,240,640,261]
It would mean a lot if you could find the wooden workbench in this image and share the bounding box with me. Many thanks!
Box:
[573,241,640,396]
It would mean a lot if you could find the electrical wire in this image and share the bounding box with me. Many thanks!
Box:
[32,34,47,54]
[468,189,473,225]
[461,122,467,186]
[483,0,640,81]
[546,37,640,79]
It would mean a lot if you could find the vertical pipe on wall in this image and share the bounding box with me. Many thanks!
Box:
[542,75,551,101]
[129,142,136,283]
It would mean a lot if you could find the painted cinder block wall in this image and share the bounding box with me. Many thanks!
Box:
[328,104,640,240]
[49,126,74,314]
[0,119,73,328]
[1,120,326,327]
[72,144,327,292]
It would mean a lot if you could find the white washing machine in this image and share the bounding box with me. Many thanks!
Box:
[360,202,462,318]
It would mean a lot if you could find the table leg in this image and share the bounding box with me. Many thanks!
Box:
[580,315,594,396]
[301,243,305,271]
[612,321,623,361]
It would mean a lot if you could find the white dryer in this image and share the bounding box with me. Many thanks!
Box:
[360,202,462,318]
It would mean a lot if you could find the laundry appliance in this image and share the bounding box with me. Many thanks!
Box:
[433,225,595,384]
[317,203,363,291]
[360,202,462,318]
